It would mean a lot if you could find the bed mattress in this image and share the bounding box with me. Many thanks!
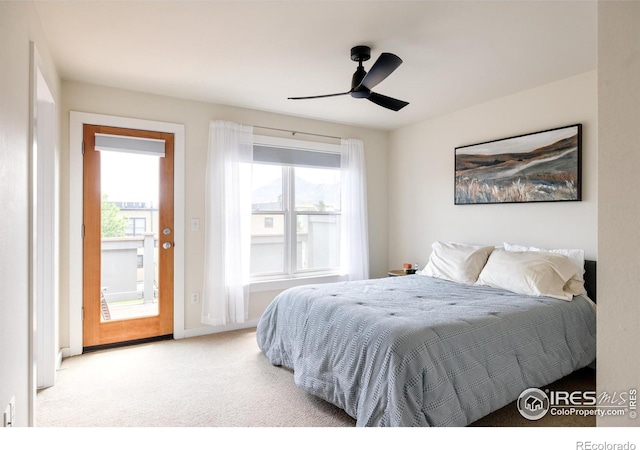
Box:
[256,274,596,426]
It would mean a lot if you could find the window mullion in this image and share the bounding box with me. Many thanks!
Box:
[289,167,297,276]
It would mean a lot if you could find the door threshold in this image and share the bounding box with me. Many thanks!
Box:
[83,334,173,353]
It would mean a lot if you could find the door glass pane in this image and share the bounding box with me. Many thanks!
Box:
[100,150,160,321]
[296,214,340,271]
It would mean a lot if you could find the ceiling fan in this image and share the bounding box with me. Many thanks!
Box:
[288,45,409,111]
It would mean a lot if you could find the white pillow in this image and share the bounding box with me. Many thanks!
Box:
[420,241,494,285]
[503,242,586,294]
[477,249,584,301]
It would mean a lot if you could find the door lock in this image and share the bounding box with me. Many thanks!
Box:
[162,242,172,250]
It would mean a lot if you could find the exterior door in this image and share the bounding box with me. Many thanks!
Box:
[82,124,174,349]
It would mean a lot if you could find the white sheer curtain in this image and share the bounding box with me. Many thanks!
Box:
[340,138,369,280]
[202,121,253,326]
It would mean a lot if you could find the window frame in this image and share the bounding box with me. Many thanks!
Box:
[125,217,147,237]
[249,135,346,290]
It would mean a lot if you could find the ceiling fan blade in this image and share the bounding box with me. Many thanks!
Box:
[288,91,351,100]
[367,92,409,111]
[359,53,403,90]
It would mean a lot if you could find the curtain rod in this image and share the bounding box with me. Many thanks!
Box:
[253,125,342,141]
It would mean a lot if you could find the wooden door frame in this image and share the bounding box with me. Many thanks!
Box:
[69,112,185,356]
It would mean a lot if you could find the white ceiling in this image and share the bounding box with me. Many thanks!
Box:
[34,1,597,131]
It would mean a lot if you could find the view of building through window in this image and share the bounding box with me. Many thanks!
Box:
[100,150,160,320]
[101,152,159,238]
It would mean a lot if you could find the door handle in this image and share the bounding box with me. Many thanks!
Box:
[162,242,172,250]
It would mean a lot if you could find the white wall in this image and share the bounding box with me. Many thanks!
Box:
[388,71,597,270]
[0,1,60,427]
[59,81,389,345]
[597,1,640,427]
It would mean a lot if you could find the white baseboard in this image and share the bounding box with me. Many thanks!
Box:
[58,321,259,359]
[182,320,259,339]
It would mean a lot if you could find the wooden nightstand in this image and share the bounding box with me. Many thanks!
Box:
[388,269,416,277]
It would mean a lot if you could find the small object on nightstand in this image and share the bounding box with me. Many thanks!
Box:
[403,263,417,275]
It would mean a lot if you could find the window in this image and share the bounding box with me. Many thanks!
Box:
[250,137,341,280]
[125,217,147,237]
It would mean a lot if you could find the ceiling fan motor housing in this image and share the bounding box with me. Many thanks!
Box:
[350,45,371,62]
[351,66,370,98]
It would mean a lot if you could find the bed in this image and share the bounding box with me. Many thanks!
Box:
[256,242,597,427]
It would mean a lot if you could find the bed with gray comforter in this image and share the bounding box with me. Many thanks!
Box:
[256,274,596,426]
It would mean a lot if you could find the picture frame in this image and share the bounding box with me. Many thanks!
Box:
[454,124,582,205]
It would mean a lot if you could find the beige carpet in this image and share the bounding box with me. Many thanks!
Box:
[36,328,595,427]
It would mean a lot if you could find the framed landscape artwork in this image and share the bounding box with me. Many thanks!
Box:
[454,124,582,205]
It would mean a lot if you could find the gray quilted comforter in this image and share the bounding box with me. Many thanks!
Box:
[256,275,596,426]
